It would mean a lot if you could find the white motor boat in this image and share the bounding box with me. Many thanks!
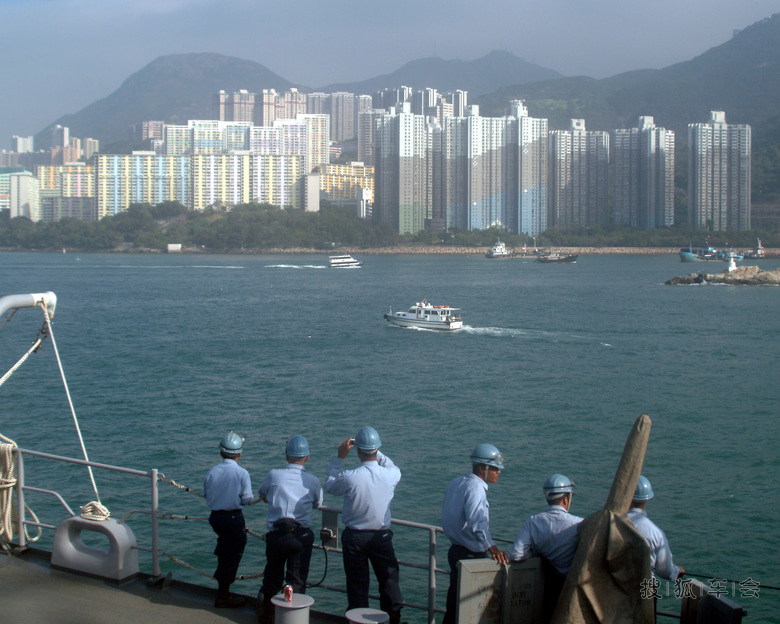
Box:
[384,300,463,330]
[329,254,363,268]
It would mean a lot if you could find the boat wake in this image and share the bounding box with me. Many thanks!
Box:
[265,264,326,269]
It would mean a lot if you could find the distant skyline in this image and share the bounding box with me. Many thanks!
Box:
[3,0,780,146]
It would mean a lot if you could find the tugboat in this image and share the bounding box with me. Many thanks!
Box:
[384,300,463,330]
[486,240,511,258]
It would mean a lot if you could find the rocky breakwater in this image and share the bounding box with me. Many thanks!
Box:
[666,265,780,285]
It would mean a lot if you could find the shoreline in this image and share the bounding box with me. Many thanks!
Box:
[4,246,779,256]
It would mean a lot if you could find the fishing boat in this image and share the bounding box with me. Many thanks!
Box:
[535,251,578,264]
[384,300,463,330]
[328,254,363,268]
[679,243,743,262]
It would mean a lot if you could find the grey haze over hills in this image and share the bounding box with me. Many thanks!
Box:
[317,50,562,97]
[35,14,780,147]
[33,51,562,146]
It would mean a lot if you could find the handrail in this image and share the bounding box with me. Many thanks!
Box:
[11,447,162,577]
[9,447,444,622]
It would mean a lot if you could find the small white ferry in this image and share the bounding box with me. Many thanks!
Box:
[384,300,463,330]
[328,254,363,268]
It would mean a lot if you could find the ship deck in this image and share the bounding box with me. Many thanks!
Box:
[0,547,342,624]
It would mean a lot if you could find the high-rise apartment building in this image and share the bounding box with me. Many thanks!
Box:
[306,92,330,116]
[9,171,41,220]
[687,111,751,231]
[374,103,438,234]
[214,90,256,123]
[614,116,675,228]
[357,109,385,168]
[513,101,548,237]
[330,92,356,141]
[548,119,609,229]
[12,136,34,153]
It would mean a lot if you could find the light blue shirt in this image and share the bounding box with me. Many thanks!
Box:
[627,507,680,581]
[203,458,253,511]
[441,473,494,553]
[324,451,400,530]
[258,464,323,531]
[509,505,583,573]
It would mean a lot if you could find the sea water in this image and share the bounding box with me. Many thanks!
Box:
[1,251,779,622]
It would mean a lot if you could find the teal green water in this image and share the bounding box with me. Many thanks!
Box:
[2,252,779,621]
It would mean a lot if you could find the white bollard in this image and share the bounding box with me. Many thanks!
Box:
[345,607,390,623]
[271,593,315,624]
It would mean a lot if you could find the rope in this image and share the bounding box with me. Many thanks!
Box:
[0,435,42,545]
[39,303,105,510]
[158,473,262,505]
[161,550,264,580]
[0,337,43,389]
[80,501,110,521]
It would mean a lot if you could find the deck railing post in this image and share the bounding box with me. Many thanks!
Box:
[428,527,437,624]
[150,468,160,577]
[15,449,26,548]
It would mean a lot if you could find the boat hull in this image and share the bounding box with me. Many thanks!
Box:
[536,254,578,264]
[384,314,462,331]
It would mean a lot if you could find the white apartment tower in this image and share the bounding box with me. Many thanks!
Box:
[548,119,609,229]
[512,100,548,237]
[614,116,675,228]
[374,103,438,234]
[688,111,751,231]
[330,92,356,141]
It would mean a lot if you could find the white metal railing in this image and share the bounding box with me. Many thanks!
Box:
[9,447,446,623]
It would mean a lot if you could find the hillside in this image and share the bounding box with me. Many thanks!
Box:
[35,53,298,146]
[476,13,780,133]
[33,51,561,146]
[317,50,562,97]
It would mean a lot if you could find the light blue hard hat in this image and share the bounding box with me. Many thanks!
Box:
[286,435,310,458]
[543,474,575,495]
[633,475,655,501]
[219,431,244,455]
[354,426,382,452]
[470,443,504,470]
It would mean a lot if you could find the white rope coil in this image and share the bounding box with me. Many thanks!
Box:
[80,501,110,521]
[0,435,41,545]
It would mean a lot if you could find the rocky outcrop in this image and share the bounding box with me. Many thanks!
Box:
[666,265,780,285]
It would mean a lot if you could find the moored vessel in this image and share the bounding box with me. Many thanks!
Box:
[486,240,511,258]
[384,300,463,330]
[536,251,578,263]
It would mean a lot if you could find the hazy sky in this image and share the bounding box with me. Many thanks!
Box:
[3,0,780,145]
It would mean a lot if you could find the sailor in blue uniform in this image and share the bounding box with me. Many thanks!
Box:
[627,476,684,581]
[440,444,508,624]
[256,435,323,622]
[324,426,404,624]
[510,474,583,622]
[203,431,253,608]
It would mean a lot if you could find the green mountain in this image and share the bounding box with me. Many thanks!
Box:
[35,53,298,146]
[476,13,780,133]
[34,51,561,147]
[318,50,562,97]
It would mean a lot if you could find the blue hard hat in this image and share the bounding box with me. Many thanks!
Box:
[354,426,381,452]
[286,435,310,458]
[470,443,504,470]
[543,474,575,495]
[219,431,244,455]
[633,475,654,501]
